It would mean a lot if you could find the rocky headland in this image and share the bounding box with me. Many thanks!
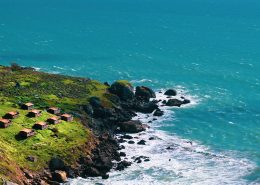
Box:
[0,64,190,184]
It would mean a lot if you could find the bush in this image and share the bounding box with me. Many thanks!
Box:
[10,63,22,71]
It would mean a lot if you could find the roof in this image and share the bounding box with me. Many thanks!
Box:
[20,128,33,133]
[7,111,19,115]
[35,122,47,126]
[49,116,59,121]
[30,109,41,114]
[0,118,11,124]
[25,103,34,106]
[48,107,60,111]
[61,114,72,118]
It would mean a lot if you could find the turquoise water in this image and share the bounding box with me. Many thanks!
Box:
[0,0,260,184]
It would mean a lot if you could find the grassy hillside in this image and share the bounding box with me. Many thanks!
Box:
[0,64,114,183]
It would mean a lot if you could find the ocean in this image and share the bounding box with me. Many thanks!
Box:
[0,0,259,184]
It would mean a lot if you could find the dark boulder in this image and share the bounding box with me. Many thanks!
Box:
[84,167,101,177]
[116,161,132,171]
[166,99,183,107]
[49,158,65,172]
[120,135,133,140]
[119,120,147,133]
[135,86,156,102]
[119,152,126,157]
[135,101,158,113]
[109,81,134,101]
[137,140,146,145]
[164,89,177,96]
[182,99,191,104]
[128,140,135,144]
[153,109,164,117]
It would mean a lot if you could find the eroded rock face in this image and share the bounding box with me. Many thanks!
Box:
[119,120,147,133]
[164,89,177,96]
[135,86,156,102]
[109,81,134,101]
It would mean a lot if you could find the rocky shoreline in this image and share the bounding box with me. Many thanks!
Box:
[0,65,191,184]
[49,82,191,184]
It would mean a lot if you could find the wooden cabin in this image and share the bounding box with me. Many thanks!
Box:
[27,110,42,118]
[47,116,60,125]
[21,102,34,110]
[18,128,36,139]
[3,111,19,119]
[33,122,48,130]
[0,118,12,128]
[47,107,61,115]
[61,114,73,122]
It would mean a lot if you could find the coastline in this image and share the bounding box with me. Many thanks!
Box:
[0,65,192,184]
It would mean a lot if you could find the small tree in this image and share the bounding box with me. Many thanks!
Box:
[10,62,22,71]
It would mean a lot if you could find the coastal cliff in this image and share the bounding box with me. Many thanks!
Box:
[0,64,190,184]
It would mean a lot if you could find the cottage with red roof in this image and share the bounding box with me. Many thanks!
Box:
[33,122,48,130]
[47,116,60,125]
[61,114,73,122]
[27,110,42,118]
[21,102,34,110]
[3,111,19,119]
[47,107,61,115]
[0,118,12,128]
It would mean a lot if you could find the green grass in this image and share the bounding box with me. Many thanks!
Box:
[0,103,89,172]
[0,65,133,182]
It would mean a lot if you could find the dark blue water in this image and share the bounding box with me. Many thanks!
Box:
[0,0,259,184]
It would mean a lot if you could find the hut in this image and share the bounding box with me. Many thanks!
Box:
[33,122,48,130]
[0,118,12,128]
[61,114,73,122]
[18,128,36,139]
[27,110,42,118]
[47,116,60,125]
[47,107,61,115]
[21,103,34,110]
[3,111,19,119]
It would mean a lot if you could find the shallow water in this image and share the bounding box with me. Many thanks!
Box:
[0,0,260,184]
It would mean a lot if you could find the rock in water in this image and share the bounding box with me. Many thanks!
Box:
[164,89,177,96]
[153,109,164,116]
[116,161,132,171]
[137,140,146,145]
[135,86,156,102]
[166,99,183,107]
[109,80,134,101]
